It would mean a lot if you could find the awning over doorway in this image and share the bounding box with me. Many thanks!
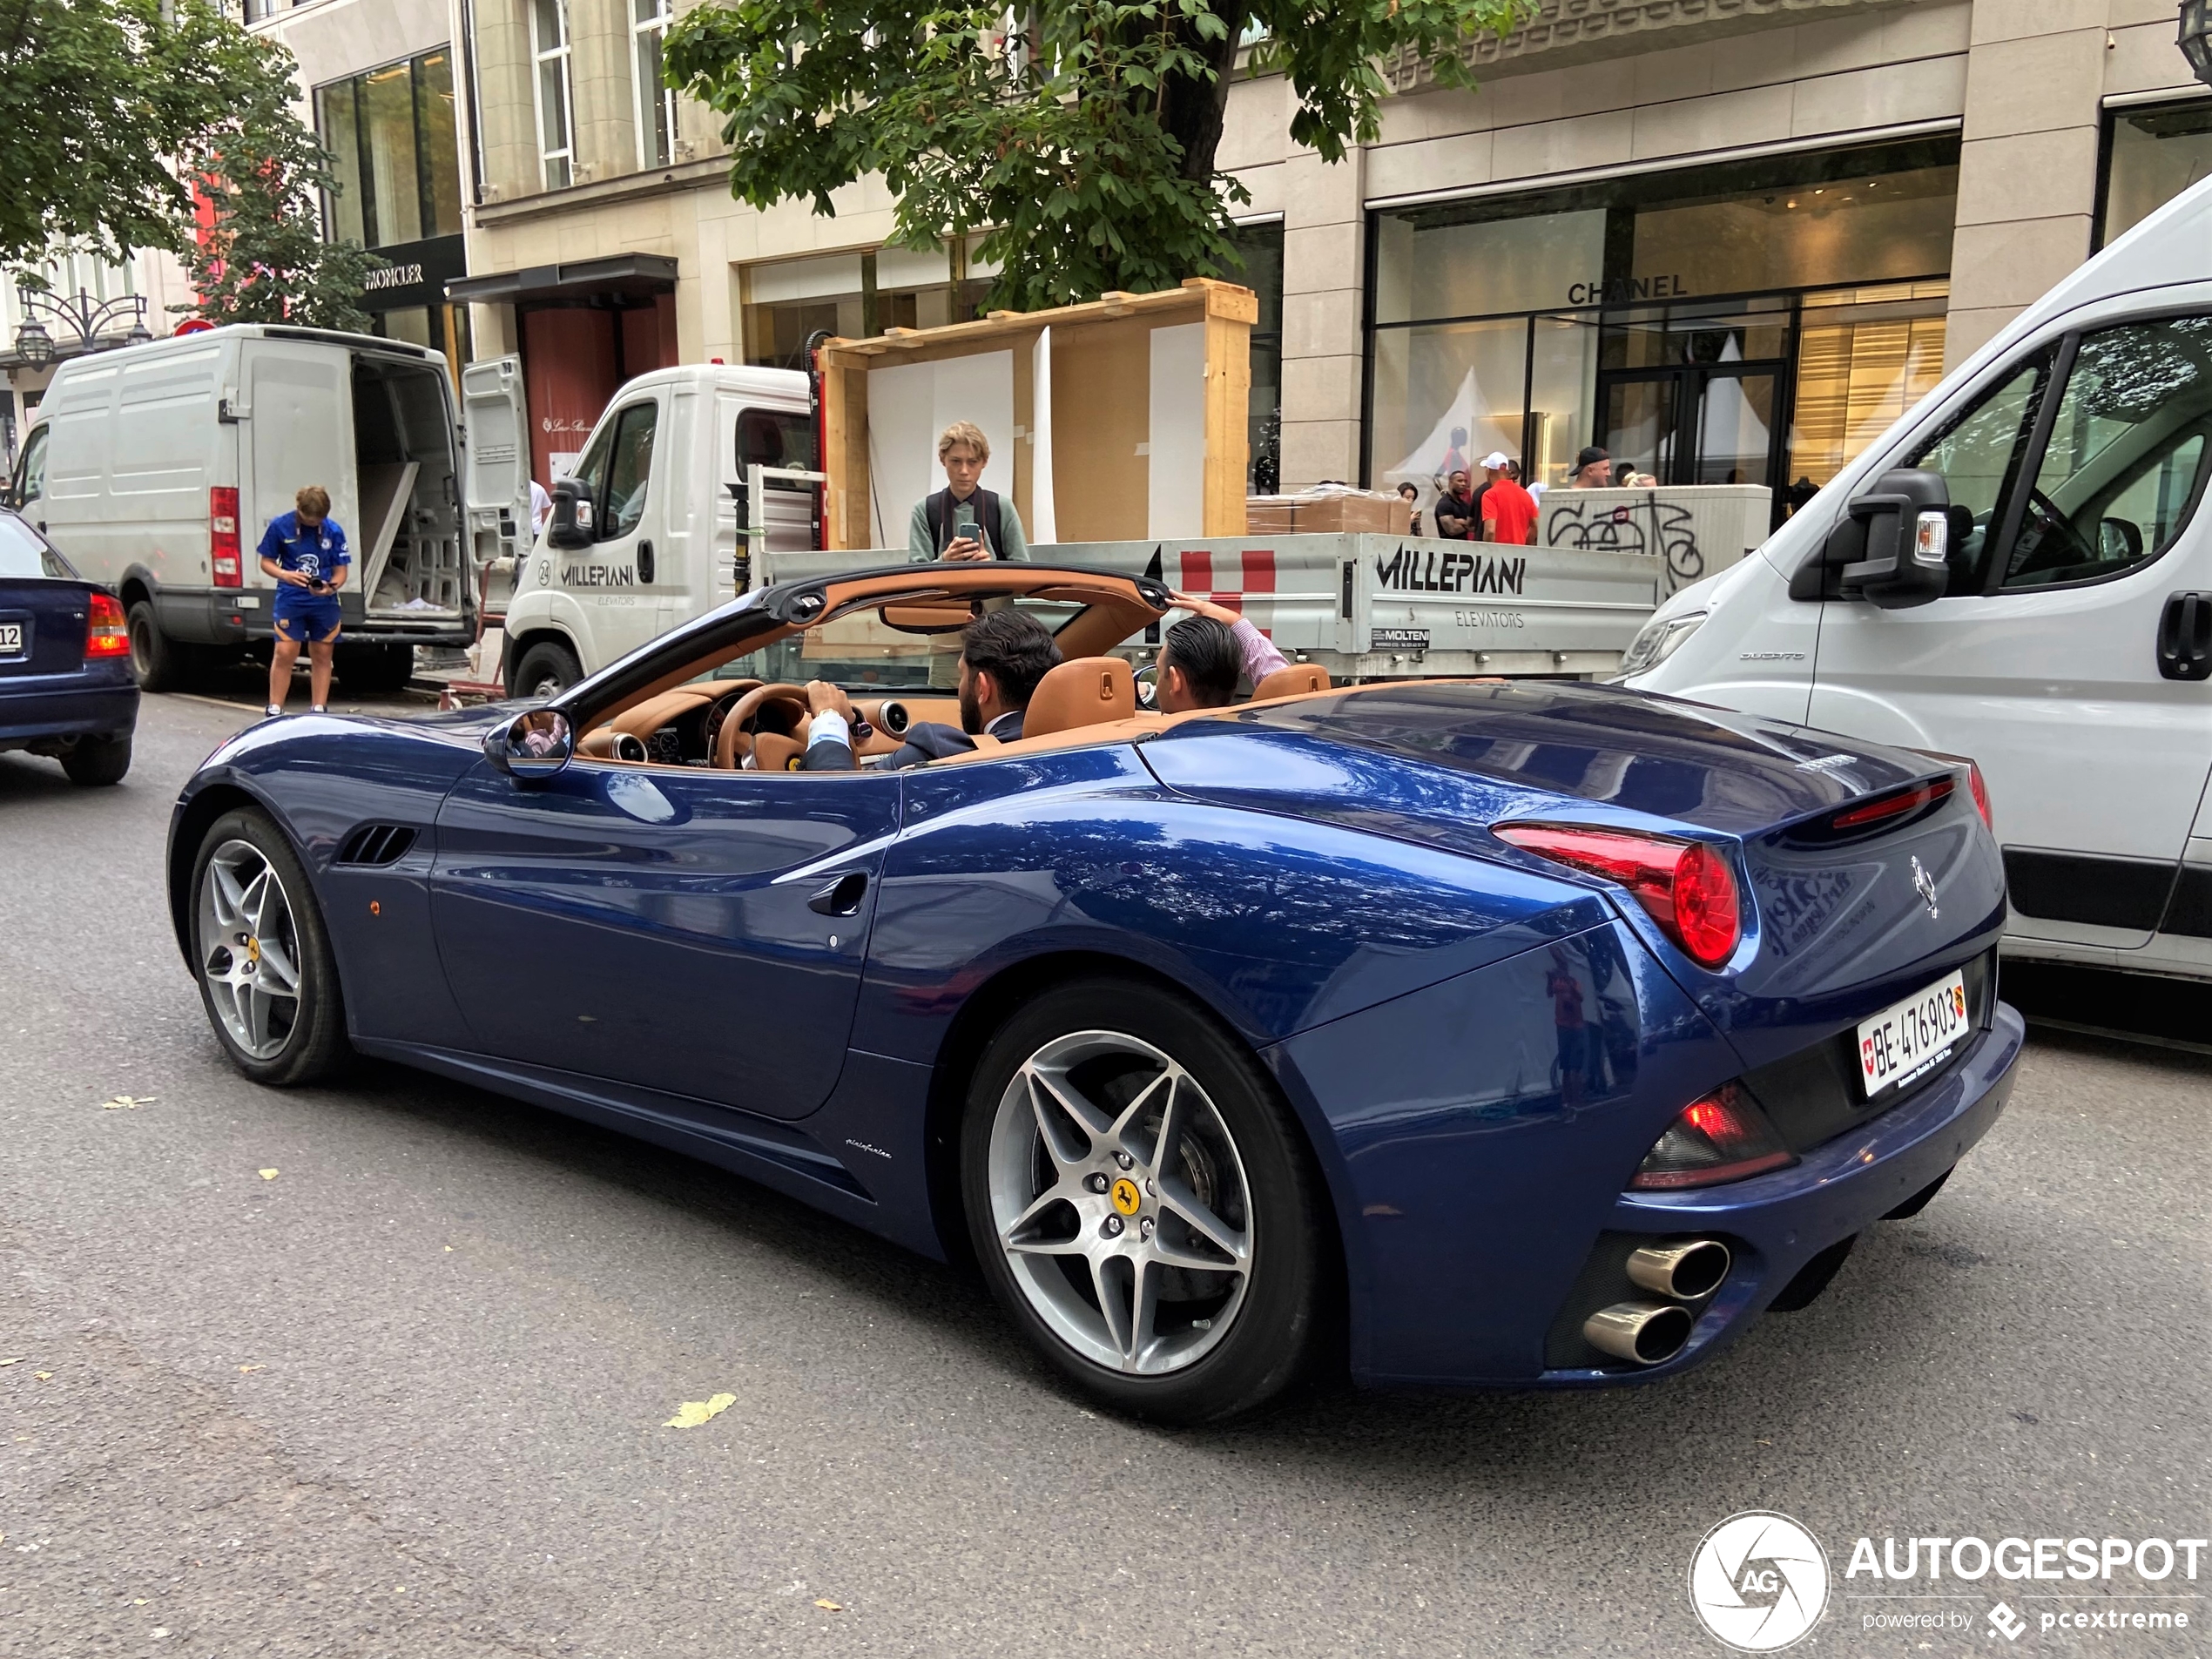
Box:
[445,254,678,306]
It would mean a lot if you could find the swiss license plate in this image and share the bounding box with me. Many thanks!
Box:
[0,621,21,657]
[1857,968,1969,1099]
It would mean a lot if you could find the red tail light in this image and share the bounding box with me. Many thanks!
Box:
[1629,1082,1796,1190]
[1962,762,1992,832]
[1830,775,1952,831]
[85,590,129,658]
[1911,748,1993,833]
[211,485,241,588]
[1495,823,1743,968]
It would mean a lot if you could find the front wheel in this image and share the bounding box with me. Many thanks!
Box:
[961,978,1332,1424]
[509,639,581,700]
[190,808,348,1085]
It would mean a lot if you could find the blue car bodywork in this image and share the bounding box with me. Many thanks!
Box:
[166,575,2020,1391]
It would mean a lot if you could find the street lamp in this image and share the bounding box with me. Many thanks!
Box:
[2182,0,2212,85]
[11,283,153,365]
[14,315,53,368]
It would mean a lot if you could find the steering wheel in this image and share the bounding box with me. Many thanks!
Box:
[712,682,812,770]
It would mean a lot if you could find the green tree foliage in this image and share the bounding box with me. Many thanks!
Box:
[666,0,1534,312]
[0,0,377,327]
[175,31,383,331]
[0,0,256,265]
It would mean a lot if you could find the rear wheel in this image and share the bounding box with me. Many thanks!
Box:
[190,808,347,1085]
[509,638,581,700]
[60,733,132,786]
[335,642,415,694]
[127,598,192,692]
[961,978,1331,1424]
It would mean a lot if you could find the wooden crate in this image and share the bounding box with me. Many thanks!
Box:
[819,278,1256,550]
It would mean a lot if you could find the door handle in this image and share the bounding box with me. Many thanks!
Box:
[2157,590,2212,681]
[636,538,655,584]
[806,871,868,916]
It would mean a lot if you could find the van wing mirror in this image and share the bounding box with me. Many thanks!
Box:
[547,479,595,550]
[1794,469,1955,608]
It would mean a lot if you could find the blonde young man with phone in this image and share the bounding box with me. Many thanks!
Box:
[907,421,1030,563]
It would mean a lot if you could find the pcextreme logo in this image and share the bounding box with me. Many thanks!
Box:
[1689,1511,1831,1651]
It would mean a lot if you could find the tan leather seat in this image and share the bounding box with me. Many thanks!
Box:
[1023,657,1135,739]
[1252,664,1332,699]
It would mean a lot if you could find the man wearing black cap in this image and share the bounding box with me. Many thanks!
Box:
[1569,446,1615,489]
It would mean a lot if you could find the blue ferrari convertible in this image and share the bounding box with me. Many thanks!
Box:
[168,562,2020,1421]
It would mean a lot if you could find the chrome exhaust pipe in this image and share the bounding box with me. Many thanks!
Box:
[1627,1239,1732,1302]
[1584,1301,1696,1366]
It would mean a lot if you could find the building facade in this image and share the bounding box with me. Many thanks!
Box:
[1,246,192,469]
[246,0,472,385]
[444,0,2212,517]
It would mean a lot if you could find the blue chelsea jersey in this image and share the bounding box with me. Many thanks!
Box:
[257,511,350,583]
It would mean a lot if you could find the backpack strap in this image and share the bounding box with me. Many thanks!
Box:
[925,488,949,553]
[978,489,1003,559]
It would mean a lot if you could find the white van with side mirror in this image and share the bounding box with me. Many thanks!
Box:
[499,363,815,700]
[1625,173,2212,980]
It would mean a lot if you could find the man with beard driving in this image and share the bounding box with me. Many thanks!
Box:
[796,608,1061,769]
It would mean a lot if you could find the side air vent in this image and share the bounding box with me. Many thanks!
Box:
[335,824,419,867]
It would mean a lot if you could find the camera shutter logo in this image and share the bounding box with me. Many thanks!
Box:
[1689,1511,1830,1651]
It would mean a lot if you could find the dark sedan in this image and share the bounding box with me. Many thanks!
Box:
[0,509,138,785]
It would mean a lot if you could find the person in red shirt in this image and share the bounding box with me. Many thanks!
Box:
[1478,451,1539,545]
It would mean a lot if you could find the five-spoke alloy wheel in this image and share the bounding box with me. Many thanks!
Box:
[963,979,1331,1423]
[191,808,347,1084]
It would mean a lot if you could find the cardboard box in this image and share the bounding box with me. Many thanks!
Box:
[1244,489,1407,536]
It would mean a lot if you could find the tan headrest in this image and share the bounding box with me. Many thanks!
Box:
[1023,656,1135,739]
[1252,663,1331,700]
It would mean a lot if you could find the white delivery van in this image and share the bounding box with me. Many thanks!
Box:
[500,363,814,697]
[8,325,508,692]
[1624,174,2212,981]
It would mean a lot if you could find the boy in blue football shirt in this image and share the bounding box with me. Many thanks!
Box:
[258,484,350,716]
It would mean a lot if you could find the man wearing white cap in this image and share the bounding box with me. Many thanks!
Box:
[1478,450,1539,545]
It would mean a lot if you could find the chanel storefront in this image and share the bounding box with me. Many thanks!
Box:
[1364,136,1960,526]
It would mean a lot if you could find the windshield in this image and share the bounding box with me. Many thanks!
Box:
[705,592,1122,688]
[0,514,74,580]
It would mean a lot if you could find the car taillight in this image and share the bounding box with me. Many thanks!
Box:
[1962,762,1992,832]
[1830,775,1953,832]
[85,590,129,658]
[211,485,241,588]
[1629,1082,1796,1190]
[1494,823,1743,968]
[1909,747,1993,834]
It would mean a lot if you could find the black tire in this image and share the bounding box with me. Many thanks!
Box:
[961,977,1332,1425]
[127,598,192,692]
[189,807,349,1086]
[60,732,132,786]
[335,642,415,695]
[509,638,581,700]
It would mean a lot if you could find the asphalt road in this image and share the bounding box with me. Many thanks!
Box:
[2,691,2207,1658]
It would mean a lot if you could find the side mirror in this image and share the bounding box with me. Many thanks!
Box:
[1817,469,1953,610]
[483,707,573,781]
[547,480,595,550]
